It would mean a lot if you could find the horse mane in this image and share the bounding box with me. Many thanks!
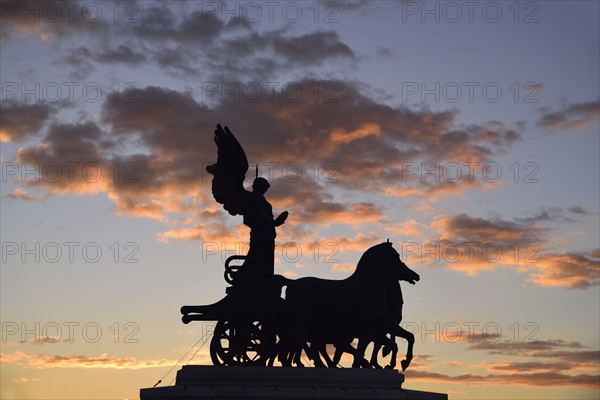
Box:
[353,242,394,276]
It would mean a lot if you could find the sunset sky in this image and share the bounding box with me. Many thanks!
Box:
[1,1,599,399]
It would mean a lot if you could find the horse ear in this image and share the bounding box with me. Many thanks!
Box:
[386,238,392,245]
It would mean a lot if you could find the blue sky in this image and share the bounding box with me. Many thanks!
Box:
[1,1,599,398]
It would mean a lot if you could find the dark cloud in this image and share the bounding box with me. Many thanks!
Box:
[569,206,592,215]
[445,331,502,342]
[41,3,357,81]
[329,0,374,12]
[152,47,199,77]
[468,338,600,366]
[16,121,110,194]
[406,369,599,389]
[467,339,588,354]
[486,361,558,372]
[270,31,355,66]
[101,81,520,197]
[537,100,600,132]
[0,0,111,42]
[131,7,224,43]
[408,338,600,389]
[101,86,214,157]
[92,45,147,65]
[0,101,57,142]
[63,45,146,67]
[60,47,96,80]
[435,213,544,244]
[515,207,573,224]
[376,47,393,57]
[10,79,523,233]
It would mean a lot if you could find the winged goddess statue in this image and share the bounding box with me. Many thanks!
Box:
[206,124,288,294]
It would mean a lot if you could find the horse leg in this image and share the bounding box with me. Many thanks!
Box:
[277,339,292,367]
[293,347,304,367]
[385,334,398,369]
[278,336,302,367]
[319,344,337,368]
[351,339,372,368]
[305,342,327,368]
[370,340,383,369]
[331,346,344,367]
[291,342,310,367]
[393,326,414,371]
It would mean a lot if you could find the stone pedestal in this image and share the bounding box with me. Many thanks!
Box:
[140,365,447,400]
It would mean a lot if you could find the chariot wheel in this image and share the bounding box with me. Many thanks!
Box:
[210,319,268,366]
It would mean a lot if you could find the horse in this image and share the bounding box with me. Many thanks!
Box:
[303,278,403,369]
[358,278,405,369]
[273,241,419,370]
[321,278,406,369]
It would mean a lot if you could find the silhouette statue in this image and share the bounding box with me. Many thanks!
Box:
[206,124,288,294]
[181,124,420,370]
[273,241,419,370]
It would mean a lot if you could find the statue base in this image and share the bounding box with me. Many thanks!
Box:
[140,365,447,399]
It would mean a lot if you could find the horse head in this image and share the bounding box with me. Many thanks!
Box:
[357,241,420,284]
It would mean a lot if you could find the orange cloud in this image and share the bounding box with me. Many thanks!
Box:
[4,188,44,202]
[1,351,177,370]
[529,251,600,290]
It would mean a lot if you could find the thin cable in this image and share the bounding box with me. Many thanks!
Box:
[152,333,207,388]
[167,330,212,386]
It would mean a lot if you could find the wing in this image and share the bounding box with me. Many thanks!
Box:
[207,124,252,216]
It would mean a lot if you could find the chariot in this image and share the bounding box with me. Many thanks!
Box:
[181,255,279,366]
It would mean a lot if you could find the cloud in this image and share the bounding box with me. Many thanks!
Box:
[514,207,568,224]
[3,0,526,241]
[157,222,243,244]
[427,213,544,274]
[537,100,600,132]
[105,81,517,194]
[7,22,523,244]
[130,7,224,44]
[7,82,592,293]
[406,339,599,389]
[467,338,600,376]
[406,369,599,389]
[521,82,543,94]
[2,336,69,347]
[444,331,503,343]
[332,262,355,273]
[569,206,593,215]
[281,270,299,278]
[433,213,544,244]
[16,121,112,195]
[0,101,56,143]
[38,4,357,81]
[4,188,44,202]
[12,377,42,382]
[483,361,561,373]
[529,250,600,289]
[270,31,355,66]
[64,45,146,68]
[0,1,111,43]
[467,338,597,362]
[0,350,177,369]
[427,212,599,289]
